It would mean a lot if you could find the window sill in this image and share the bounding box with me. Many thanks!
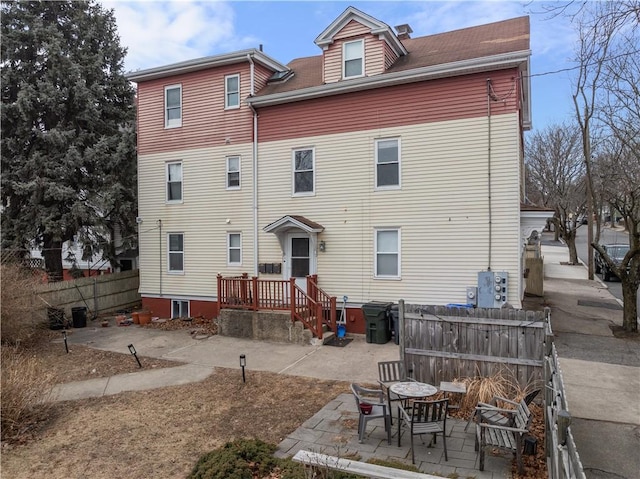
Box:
[165,200,184,205]
[373,276,402,281]
[292,192,316,198]
[224,105,240,111]
[167,271,185,275]
[164,123,182,129]
[374,185,401,191]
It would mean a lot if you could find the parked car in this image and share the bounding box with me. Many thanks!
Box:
[595,244,630,281]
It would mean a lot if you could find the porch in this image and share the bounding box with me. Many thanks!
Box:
[216,274,337,340]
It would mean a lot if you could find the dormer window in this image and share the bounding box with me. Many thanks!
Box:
[343,39,364,78]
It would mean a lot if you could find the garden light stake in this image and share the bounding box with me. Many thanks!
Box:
[128,344,142,368]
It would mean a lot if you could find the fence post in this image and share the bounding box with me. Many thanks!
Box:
[252,276,259,310]
[316,301,323,339]
[558,410,571,446]
[330,296,337,332]
[289,279,296,323]
[399,299,405,363]
[217,275,222,312]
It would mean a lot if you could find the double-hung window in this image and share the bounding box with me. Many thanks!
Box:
[292,148,314,195]
[343,39,364,78]
[227,232,242,265]
[165,84,182,128]
[171,300,189,318]
[226,156,240,189]
[375,138,400,189]
[166,162,183,202]
[225,74,240,109]
[168,233,184,273]
[375,229,400,278]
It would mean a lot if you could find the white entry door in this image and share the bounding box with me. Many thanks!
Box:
[286,233,311,294]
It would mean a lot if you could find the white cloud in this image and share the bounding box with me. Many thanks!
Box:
[102,0,258,72]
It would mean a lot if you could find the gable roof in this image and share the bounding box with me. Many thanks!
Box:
[314,6,407,57]
[126,49,288,83]
[250,16,531,129]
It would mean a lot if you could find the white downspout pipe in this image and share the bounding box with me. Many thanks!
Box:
[247,53,258,276]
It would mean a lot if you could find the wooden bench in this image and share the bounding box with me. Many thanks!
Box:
[475,399,532,474]
[292,450,442,479]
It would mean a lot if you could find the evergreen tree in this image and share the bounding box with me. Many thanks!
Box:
[1,0,137,281]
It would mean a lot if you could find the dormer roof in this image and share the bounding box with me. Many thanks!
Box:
[314,6,408,57]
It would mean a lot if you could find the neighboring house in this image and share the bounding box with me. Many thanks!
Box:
[128,7,547,331]
[29,226,138,281]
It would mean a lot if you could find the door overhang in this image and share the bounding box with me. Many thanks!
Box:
[264,215,325,256]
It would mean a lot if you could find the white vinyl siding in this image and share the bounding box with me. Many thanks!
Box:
[226,156,240,189]
[343,40,364,78]
[171,299,189,318]
[137,114,521,306]
[165,84,182,128]
[255,113,522,307]
[137,143,254,298]
[225,74,240,109]
[292,148,315,196]
[375,228,400,278]
[168,233,184,273]
[166,161,183,202]
[375,138,400,189]
[227,232,242,265]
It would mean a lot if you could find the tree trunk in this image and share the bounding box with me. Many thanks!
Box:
[566,237,579,265]
[42,236,63,282]
[621,280,638,333]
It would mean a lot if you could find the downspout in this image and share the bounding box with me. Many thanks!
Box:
[247,53,259,276]
[157,219,162,296]
[486,79,493,271]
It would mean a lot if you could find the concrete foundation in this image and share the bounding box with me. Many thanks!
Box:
[217,309,314,345]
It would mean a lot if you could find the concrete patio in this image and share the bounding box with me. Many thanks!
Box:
[275,393,511,478]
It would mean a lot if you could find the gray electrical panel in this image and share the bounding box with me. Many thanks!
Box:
[477,271,508,308]
[466,286,478,307]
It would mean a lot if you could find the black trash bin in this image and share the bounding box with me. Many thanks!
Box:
[71,306,87,328]
[48,307,65,330]
[362,302,392,344]
[389,304,400,345]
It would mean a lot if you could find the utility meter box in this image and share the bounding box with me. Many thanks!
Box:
[477,271,508,308]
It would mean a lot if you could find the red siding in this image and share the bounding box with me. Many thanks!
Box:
[141,297,218,319]
[257,69,520,142]
[137,65,255,155]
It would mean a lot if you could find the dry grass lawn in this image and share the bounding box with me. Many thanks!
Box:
[1,340,349,479]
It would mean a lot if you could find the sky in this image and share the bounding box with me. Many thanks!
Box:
[102,0,581,132]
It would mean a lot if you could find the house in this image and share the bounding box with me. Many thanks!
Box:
[127,7,545,334]
[28,226,138,281]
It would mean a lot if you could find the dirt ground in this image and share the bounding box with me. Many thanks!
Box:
[3,324,547,479]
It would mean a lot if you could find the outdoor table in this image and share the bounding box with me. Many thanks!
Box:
[390,381,438,408]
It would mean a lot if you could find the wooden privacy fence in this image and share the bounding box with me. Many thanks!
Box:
[36,270,140,321]
[544,342,586,479]
[399,301,548,387]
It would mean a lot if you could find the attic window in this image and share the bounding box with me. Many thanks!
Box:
[343,39,364,78]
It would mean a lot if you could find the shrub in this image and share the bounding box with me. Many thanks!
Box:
[1,346,54,442]
[1,263,45,346]
[188,439,359,479]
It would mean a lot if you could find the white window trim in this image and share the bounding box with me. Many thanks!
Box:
[292,147,315,197]
[171,299,190,318]
[166,161,183,203]
[343,39,365,79]
[227,232,242,266]
[164,84,182,128]
[375,138,401,190]
[225,74,240,110]
[226,156,241,190]
[167,232,184,274]
[374,228,401,279]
